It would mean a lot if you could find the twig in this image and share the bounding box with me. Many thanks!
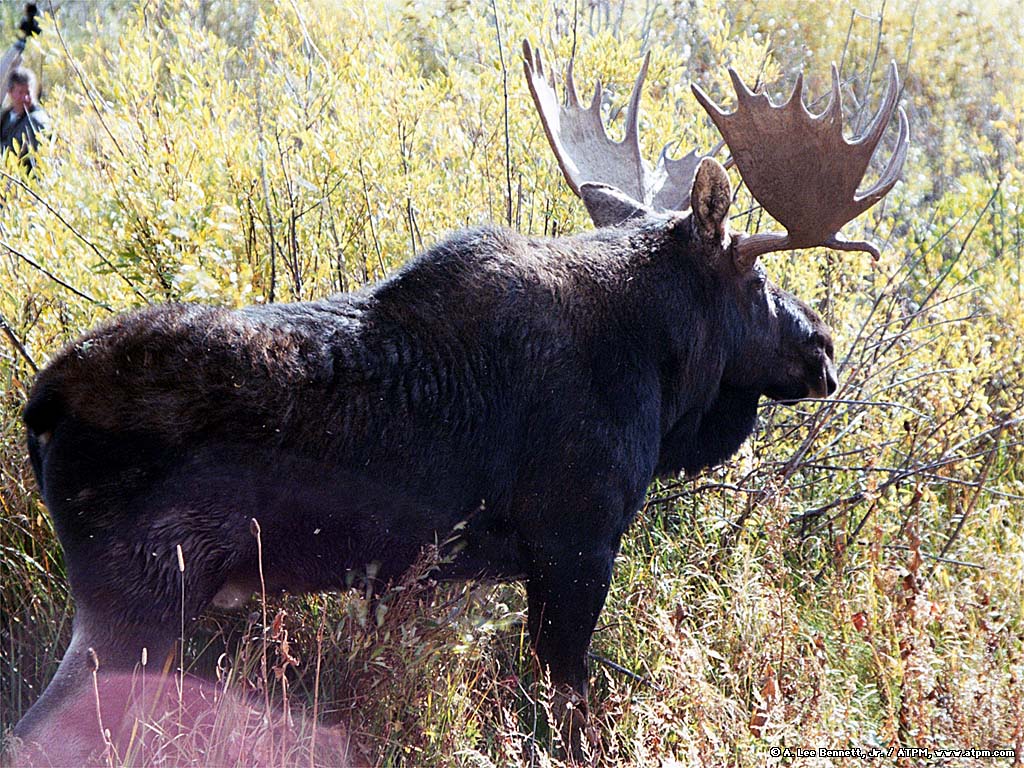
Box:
[287,0,330,68]
[901,0,920,96]
[48,1,127,160]
[927,426,1004,578]
[176,544,186,727]
[882,544,982,571]
[1,238,112,310]
[310,595,328,768]
[88,648,117,768]
[760,397,930,421]
[255,82,278,303]
[646,482,760,508]
[357,159,386,277]
[0,169,148,303]
[854,0,886,135]
[490,0,514,227]
[251,518,275,761]
[587,651,662,691]
[398,120,419,256]
[571,0,579,60]
[274,129,302,299]
[838,9,856,80]
[792,419,1019,534]
[0,310,37,372]
[914,178,1003,318]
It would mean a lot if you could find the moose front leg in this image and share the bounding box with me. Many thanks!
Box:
[525,547,615,760]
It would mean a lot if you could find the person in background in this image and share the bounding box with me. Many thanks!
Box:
[0,65,49,172]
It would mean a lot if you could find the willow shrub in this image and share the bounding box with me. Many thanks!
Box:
[1,0,1022,765]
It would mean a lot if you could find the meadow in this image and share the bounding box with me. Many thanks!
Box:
[0,1,1022,765]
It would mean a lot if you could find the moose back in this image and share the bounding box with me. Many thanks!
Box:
[11,41,906,762]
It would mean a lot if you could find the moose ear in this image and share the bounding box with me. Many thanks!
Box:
[690,157,732,251]
[580,183,651,228]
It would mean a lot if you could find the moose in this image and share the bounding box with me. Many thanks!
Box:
[9,41,908,763]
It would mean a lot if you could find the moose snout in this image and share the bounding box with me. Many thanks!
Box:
[810,355,838,399]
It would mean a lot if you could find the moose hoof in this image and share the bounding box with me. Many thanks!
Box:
[552,687,600,765]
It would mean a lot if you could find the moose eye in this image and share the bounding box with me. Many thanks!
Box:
[811,332,834,358]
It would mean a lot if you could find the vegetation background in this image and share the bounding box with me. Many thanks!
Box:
[0,0,1022,765]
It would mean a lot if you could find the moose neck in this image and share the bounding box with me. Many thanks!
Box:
[604,216,758,479]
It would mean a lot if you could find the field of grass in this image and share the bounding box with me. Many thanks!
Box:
[1,0,1022,765]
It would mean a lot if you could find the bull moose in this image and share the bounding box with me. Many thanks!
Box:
[9,41,908,763]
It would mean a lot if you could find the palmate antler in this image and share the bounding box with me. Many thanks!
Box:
[522,39,715,212]
[524,41,909,267]
[692,64,909,266]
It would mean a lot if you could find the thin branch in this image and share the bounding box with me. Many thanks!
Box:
[854,0,886,135]
[286,0,330,68]
[1,238,112,311]
[759,397,930,421]
[791,421,1019,534]
[883,544,983,570]
[646,482,760,509]
[926,426,1004,578]
[490,0,513,227]
[587,651,661,691]
[0,310,37,372]
[0,169,149,304]
[255,80,278,302]
[48,0,128,160]
[914,178,1003,316]
[357,159,386,278]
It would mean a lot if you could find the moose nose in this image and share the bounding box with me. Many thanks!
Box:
[822,358,838,396]
[807,356,838,400]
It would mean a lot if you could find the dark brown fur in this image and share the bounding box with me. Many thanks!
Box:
[11,167,836,763]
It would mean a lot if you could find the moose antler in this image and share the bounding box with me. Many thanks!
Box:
[692,64,909,267]
[524,41,909,266]
[523,39,714,212]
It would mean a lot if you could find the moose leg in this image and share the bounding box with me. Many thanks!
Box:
[525,549,614,761]
[10,513,239,765]
[10,605,178,766]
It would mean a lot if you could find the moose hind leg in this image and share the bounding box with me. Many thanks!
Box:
[11,513,239,764]
[9,605,179,766]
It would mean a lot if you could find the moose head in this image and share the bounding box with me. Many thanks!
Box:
[524,40,908,420]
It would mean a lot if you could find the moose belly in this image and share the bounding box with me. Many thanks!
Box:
[142,440,511,604]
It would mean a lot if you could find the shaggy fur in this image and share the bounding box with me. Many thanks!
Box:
[13,167,835,762]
